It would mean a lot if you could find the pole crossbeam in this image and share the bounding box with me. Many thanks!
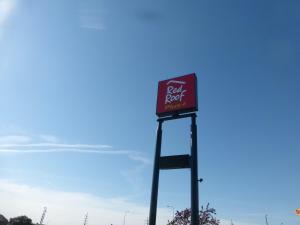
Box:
[159,154,191,170]
[149,113,199,225]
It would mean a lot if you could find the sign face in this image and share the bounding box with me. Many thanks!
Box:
[156,73,198,117]
[296,209,300,216]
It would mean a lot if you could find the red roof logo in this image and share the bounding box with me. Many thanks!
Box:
[156,73,198,117]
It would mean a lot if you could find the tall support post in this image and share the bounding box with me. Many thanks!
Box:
[191,115,199,225]
[149,121,163,225]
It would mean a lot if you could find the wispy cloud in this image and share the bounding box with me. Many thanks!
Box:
[0,143,113,149]
[0,179,170,225]
[0,134,150,165]
[0,148,132,154]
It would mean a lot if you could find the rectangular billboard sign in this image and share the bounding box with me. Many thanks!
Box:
[296,209,300,216]
[156,73,198,117]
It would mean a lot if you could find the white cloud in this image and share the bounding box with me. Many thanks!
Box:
[0,179,170,225]
[0,134,150,165]
[0,143,113,149]
[0,148,133,154]
[0,180,259,225]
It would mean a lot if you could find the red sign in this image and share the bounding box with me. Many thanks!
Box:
[156,73,198,117]
[296,209,300,216]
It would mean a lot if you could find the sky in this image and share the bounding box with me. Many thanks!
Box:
[0,0,299,225]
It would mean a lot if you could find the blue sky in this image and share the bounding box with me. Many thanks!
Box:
[0,0,299,225]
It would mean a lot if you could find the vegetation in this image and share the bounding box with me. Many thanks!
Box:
[8,216,33,225]
[1,205,220,225]
[0,215,8,225]
[0,215,33,225]
[167,204,220,225]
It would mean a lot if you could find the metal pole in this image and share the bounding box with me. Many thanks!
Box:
[191,115,199,225]
[265,215,269,225]
[39,207,47,225]
[123,211,129,225]
[149,121,163,225]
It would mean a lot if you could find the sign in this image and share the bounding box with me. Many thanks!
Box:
[296,209,300,216]
[156,73,198,117]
